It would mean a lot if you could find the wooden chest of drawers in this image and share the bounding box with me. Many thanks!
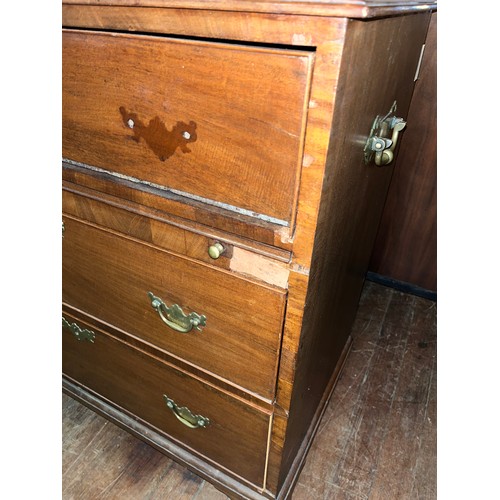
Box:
[62,1,436,498]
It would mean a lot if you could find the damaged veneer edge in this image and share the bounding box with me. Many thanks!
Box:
[229,248,310,289]
[63,159,297,250]
[229,247,291,289]
[64,160,290,226]
[63,160,301,289]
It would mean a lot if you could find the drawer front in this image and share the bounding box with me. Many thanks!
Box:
[62,216,286,398]
[62,313,270,486]
[62,29,313,225]
[62,187,292,285]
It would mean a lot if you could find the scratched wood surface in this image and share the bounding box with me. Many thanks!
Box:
[62,281,436,499]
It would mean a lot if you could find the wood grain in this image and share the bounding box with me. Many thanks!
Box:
[291,281,436,500]
[62,169,290,249]
[272,12,432,493]
[369,12,437,292]
[63,395,228,499]
[62,216,286,399]
[62,186,291,276]
[63,29,313,224]
[63,312,272,488]
[61,4,436,499]
[62,0,436,19]
[63,282,436,499]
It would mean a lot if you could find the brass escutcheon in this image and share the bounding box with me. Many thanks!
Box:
[62,317,95,343]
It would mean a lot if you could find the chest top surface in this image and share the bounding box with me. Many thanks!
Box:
[62,0,436,18]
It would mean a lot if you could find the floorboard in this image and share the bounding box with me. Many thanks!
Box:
[62,281,437,499]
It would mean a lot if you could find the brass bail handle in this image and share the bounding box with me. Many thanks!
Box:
[163,395,210,429]
[364,101,406,166]
[148,291,206,333]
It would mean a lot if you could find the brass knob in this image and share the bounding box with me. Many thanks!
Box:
[208,242,225,260]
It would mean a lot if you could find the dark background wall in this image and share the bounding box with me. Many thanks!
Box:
[369,12,437,294]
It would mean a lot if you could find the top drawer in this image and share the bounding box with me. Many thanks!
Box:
[62,30,314,226]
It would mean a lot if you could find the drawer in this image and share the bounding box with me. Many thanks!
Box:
[62,313,271,487]
[62,29,314,226]
[62,216,286,398]
[62,186,291,288]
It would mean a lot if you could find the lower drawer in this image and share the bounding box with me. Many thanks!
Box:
[62,313,271,487]
[62,215,286,398]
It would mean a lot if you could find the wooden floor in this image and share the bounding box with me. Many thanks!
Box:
[62,281,437,499]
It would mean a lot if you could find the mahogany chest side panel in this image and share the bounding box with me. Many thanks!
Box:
[273,11,432,491]
[369,12,437,293]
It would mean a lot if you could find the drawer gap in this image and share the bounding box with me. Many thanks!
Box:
[64,159,290,227]
[61,25,318,52]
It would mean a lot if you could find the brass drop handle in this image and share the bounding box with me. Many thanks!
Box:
[148,292,206,333]
[208,242,225,260]
[163,395,210,429]
[364,101,406,166]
